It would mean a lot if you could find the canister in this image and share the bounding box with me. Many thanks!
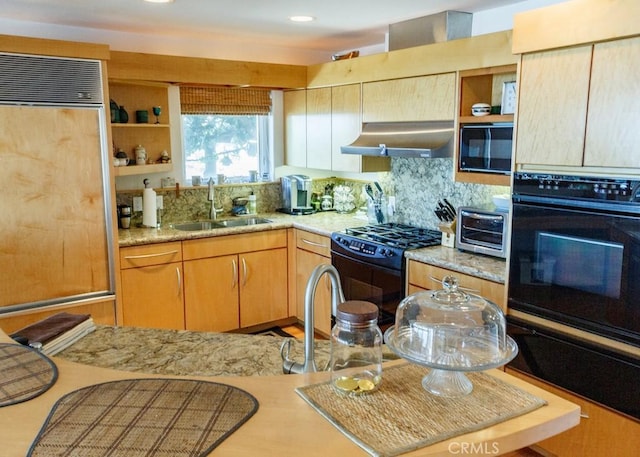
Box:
[330,301,383,395]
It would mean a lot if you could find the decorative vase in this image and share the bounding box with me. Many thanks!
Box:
[110,99,120,123]
[119,106,129,124]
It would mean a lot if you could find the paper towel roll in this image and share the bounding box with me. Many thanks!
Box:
[142,187,157,228]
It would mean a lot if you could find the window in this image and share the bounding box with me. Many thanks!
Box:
[180,86,272,183]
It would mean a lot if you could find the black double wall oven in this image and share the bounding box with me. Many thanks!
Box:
[507,172,640,420]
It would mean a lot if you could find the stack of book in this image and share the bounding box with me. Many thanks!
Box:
[10,312,96,356]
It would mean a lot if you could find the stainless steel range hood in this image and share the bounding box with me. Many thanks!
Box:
[340,120,454,158]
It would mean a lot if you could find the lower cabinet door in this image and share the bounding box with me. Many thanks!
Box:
[121,262,185,330]
[239,248,288,328]
[183,255,240,332]
[296,248,332,335]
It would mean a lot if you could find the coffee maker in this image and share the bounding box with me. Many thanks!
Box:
[279,175,314,215]
[117,204,132,229]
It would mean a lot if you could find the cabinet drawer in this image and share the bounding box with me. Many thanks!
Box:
[182,229,287,260]
[295,230,330,257]
[120,242,182,269]
[407,260,505,310]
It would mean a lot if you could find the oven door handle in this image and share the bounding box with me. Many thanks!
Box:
[514,193,640,215]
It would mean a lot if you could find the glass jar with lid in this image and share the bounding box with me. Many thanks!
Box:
[330,300,383,395]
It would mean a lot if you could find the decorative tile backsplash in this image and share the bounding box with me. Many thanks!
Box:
[116,158,508,229]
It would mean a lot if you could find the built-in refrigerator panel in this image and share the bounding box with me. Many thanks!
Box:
[0,54,115,313]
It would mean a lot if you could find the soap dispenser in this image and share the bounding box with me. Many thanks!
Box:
[247,192,257,215]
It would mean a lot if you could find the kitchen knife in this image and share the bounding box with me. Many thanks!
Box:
[439,200,456,221]
[443,198,457,218]
[437,201,453,221]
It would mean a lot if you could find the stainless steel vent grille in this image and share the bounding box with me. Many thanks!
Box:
[0,53,103,105]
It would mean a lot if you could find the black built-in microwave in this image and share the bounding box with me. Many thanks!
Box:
[459,123,513,174]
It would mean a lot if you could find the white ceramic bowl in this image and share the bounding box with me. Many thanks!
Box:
[492,194,510,210]
[471,103,491,116]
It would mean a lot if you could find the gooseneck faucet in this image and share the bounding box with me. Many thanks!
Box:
[208,178,223,220]
[280,264,345,374]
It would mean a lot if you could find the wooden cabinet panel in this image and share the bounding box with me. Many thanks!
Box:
[506,368,640,457]
[182,230,287,261]
[183,255,239,332]
[295,248,332,336]
[584,36,640,168]
[362,74,456,122]
[407,260,505,312]
[239,248,288,328]
[120,261,184,330]
[295,230,331,257]
[515,46,592,167]
[120,242,182,268]
[283,89,307,168]
[306,87,332,170]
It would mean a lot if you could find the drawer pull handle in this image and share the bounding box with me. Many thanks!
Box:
[428,276,479,293]
[580,413,590,419]
[124,250,179,260]
[302,238,328,248]
[176,267,181,296]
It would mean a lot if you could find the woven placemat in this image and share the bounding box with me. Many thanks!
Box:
[296,363,547,457]
[0,343,58,407]
[28,378,258,457]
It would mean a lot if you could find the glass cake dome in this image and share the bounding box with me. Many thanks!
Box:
[384,275,518,397]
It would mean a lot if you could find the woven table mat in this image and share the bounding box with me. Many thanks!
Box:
[0,343,58,407]
[296,363,547,457]
[28,378,258,457]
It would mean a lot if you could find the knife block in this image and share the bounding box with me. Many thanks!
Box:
[438,220,456,248]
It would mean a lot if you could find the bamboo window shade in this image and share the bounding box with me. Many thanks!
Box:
[180,86,272,115]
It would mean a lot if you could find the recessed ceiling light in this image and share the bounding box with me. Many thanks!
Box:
[144,0,174,4]
[289,15,315,23]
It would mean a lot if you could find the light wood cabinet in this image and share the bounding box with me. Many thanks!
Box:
[516,36,640,171]
[182,230,288,332]
[109,80,172,176]
[284,84,389,172]
[515,46,592,167]
[362,74,456,122]
[407,260,505,312]
[455,65,515,186]
[331,83,390,173]
[119,242,184,330]
[294,230,333,336]
[506,368,640,457]
[306,87,332,170]
[283,89,307,168]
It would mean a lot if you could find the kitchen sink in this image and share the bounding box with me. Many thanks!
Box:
[172,217,271,231]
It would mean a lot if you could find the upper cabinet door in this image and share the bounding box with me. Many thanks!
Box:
[283,89,307,168]
[362,74,456,122]
[306,87,332,170]
[584,36,640,168]
[331,83,363,173]
[515,46,592,167]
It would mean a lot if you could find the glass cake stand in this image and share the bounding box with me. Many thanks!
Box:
[384,276,518,397]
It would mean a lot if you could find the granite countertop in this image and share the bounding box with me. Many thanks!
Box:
[57,325,397,377]
[118,211,506,283]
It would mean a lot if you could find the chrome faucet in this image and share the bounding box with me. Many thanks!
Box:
[208,178,223,220]
[280,264,345,374]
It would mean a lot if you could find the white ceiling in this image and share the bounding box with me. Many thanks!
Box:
[2,0,525,54]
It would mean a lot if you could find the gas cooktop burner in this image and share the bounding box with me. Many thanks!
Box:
[344,223,441,249]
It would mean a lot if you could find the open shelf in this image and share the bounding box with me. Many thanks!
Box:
[113,163,173,177]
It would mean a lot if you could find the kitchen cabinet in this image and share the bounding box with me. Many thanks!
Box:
[362,73,456,122]
[284,85,389,172]
[407,260,505,312]
[108,80,173,176]
[182,230,288,331]
[516,36,640,171]
[119,242,184,330]
[294,230,333,336]
[455,65,516,186]
[283,89,307,168]
[506,368,640,457]
[306,87,332,170]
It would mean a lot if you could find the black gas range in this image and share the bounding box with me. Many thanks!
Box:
[330,223,441,326]
[331,223,441,270]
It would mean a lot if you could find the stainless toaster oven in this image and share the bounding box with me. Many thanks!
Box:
[456,207,509,258]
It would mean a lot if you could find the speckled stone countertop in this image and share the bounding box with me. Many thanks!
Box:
[57,325,397,377]
[118,211,505,284]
